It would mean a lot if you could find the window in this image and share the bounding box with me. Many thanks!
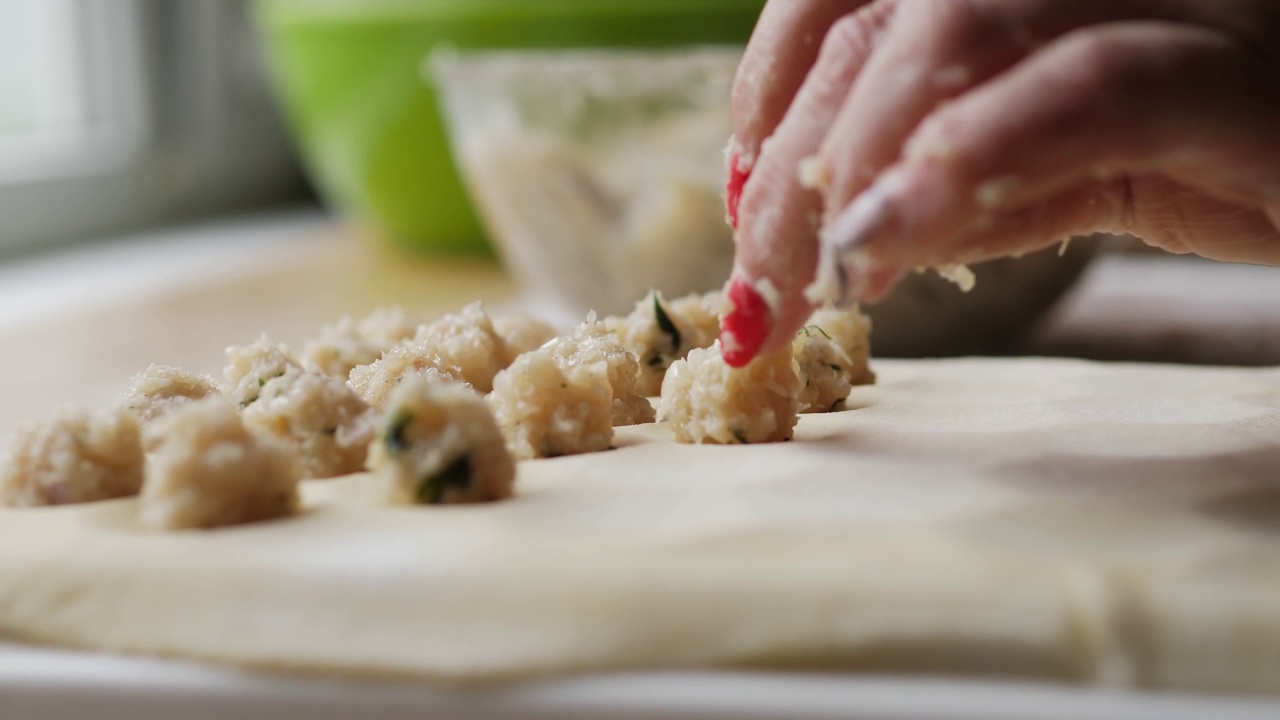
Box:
[0,0,305,255]
[0,0,145,183]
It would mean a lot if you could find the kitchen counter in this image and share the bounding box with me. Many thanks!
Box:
[4,642,1279,720]
[1026,254,1280,366]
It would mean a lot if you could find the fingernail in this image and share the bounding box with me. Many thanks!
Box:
[808,171,903,307]
[725,142,753,229]
[822,171,902,255]
[720,277,774,368]
[807,246,880,310]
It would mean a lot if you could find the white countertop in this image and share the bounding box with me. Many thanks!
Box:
[0,209,331,337]
[4,642,1280,720]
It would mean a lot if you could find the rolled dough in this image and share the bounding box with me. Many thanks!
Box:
[1,358,1279,695]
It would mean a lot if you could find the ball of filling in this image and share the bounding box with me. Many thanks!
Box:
[408,302,505,393]
[140,397,301,530]
[546,314,655,427]
[934,264,977,293]
[492,313,558,367]
[301,306,422,380]
[488,350,614,460]
[605,290,725,397]
[356,305,424,346]
[223,335,303,409]
[1,407,144,507]
[808,307,876,386]
[367,377,515,505]
[300,316,382,380]
[668,290,727,350]
[792,327,856,414]
[123,365,221,450]
[242,370,378,479]
[348,345,468,411]
[659,343,801,444]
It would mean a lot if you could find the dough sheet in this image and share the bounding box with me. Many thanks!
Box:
[2,358,1278,694]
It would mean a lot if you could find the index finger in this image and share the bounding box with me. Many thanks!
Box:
[724,6,895,365]
[731,0,874,166]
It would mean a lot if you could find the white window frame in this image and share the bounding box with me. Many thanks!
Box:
[0,0,305,256]
[0,0,151,251]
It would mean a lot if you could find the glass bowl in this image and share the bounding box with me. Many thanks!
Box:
[431,46,739,317]
[432,45,1100,354]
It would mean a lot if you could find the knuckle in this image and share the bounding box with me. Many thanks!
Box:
[823,10,879,56]
[1054,33,1134,95]
[904,0,1004,63]
[822,0,901,56]
[811,3,898,87]
[808,11,879,92]
[907,106,980,173]
[908,110,956,154]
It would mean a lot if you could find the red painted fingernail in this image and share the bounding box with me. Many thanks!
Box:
[725,151,750,229]
[720,279,773,368]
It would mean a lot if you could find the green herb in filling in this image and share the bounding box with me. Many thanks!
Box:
[826,363,844,373]
[731,428,748,444]
[417,455,472,504]
[384,411,413,454]
[653,293,682,353]
[804,324,832,340]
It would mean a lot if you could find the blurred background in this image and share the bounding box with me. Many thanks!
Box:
[1,0,1278,435]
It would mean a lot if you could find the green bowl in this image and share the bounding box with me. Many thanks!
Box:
[253,0,765,255]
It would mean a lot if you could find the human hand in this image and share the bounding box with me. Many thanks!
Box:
[719,0,1280,367]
